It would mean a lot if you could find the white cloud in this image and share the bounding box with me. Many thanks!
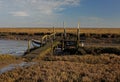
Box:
[0,0,80,27]
[6,0,80,15]
[10,11,29,16]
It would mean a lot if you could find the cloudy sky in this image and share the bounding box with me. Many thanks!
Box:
[0,0,120,27]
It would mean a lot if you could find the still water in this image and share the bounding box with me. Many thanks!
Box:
[0,40,28,56]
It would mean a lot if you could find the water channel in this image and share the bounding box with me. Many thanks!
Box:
[0,40,28,56]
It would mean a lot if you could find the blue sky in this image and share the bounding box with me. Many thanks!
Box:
[0,0,120,28]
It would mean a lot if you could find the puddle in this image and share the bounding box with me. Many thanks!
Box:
[0,62,36,74]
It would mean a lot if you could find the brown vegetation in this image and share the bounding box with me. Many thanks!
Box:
[0,28,120,34]
[78,47,120,55]
[0,55,22,69]
[0,28,120,81]
[0,28,120,42]
[0,54,120,82]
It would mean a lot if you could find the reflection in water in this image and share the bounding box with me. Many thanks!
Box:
[0,40,28,56]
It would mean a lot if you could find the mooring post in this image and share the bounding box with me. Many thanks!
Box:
[63,21,66,40]
[61,21,66,51]
[77,23,80,49]
[61,33,64,51]
[28,40,31,52]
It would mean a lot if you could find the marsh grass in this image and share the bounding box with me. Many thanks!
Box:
[0,28,120,34]
[0,54,15,60]
[0,54,120,82]
[44,54,120,64]
[0,28,120,81]
[78,47,120,55]
[0,54,22,69]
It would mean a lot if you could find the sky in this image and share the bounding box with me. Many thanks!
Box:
[0,0,120,28]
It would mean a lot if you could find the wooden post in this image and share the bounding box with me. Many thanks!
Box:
[61,22,66,51]
[61,33,64,51]
[77,23,80,49]
[28,40,31,52]
[63,21,66,40]
[62,40,64,51]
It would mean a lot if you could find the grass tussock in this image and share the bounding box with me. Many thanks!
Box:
[0,54,22,69]
[0,54,120,82]
[0,54,15,61]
